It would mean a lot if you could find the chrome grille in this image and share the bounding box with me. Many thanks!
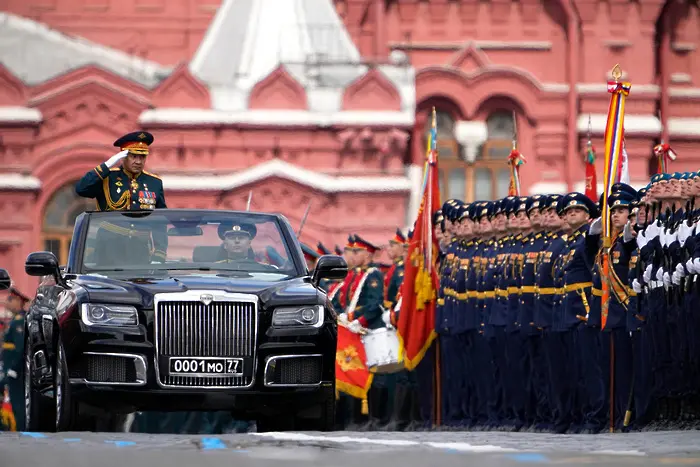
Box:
[154,295,257,388]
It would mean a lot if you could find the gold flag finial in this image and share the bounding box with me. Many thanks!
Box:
[611,64,622,81]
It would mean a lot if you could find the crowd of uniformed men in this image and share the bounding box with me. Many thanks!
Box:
[2,129,699,435]
[319,170,700,434]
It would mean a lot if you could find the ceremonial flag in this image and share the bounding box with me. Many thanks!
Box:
[619,136,630,184]
[653,141,677,174]
[335,322,373,413]
[0,386,16,431]
[584,115,598,201]
[507,111,525,196]
[600,64,631,330]
[396,107,441,370]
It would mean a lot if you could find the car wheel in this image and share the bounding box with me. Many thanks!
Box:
[54,342,81,432]
[24,339,54,432]
[296,392,336,432]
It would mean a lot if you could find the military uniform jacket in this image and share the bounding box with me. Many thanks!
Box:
[558,225,593,330]
[76,164,168,261]
[534,231,566,329]
[627,248,645,332]
[384,259,405,310]
[436,239,459,334]
[348,266,385,330]
[1,313,25,382]
[506,234,524,334]
[518,232,546,335]
[464,239,483,332]
[490,235,513,327]
[479,238,498,336]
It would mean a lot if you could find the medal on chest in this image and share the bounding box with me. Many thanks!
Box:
[131,179,139,191]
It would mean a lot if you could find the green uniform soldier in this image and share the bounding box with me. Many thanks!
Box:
[75,131,168,264]
[0,285,30,431]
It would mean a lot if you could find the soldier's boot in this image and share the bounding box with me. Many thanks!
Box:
[405,387,426,431]
[365,386,389,431]
[382,384,410,431]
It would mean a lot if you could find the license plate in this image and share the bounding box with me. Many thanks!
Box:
[168,357,243,376]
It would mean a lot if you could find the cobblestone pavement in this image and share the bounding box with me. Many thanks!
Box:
[1,430,700,466]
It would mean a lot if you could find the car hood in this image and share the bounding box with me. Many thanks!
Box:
[73,274,320,309]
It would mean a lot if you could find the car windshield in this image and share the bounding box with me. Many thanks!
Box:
[80,210,299,280]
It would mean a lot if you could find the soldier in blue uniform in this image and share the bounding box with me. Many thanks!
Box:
[75,131,168,264]
[535,194,568,432]
[587,185,638,430]
[519,195,550,430]
[0,284,30,431]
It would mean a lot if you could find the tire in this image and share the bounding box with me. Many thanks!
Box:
[54,342,83,432]
[23,339,55,432]
[299,393,335,432]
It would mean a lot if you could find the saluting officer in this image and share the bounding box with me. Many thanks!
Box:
[75,131,168,264]
[0,284,30,431]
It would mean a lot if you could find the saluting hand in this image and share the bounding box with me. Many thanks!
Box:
[105,149,129,168]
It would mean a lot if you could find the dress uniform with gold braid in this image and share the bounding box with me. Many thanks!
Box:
[0,286,29,432]
[75,131,168,264]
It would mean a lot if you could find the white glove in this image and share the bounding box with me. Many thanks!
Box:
[663,271,671,287]
[672,271,682,285]
[679,221,694,246]
[643,264,653,283]
[694,258,700,274]
[645,222,660,240]
[686,258,696,275]
[338,312,348,324]
[632,279,642,293]
[657,268,665,282]
[589,217,602,235]
[623,222,635,243]
[105,149,129,168]
[6,369,17,379]
[348,319,364,334]
[382,310,392,326]
[675,263,687,277]
[637,229,648,249]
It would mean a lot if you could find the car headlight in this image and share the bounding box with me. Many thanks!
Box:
[81,303,138,327]
[272,306,323,328]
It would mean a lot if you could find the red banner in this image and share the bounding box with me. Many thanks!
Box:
[335,323,373,401]
[397,109,441,370]
[584,144,598,202]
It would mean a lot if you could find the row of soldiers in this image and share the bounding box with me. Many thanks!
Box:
[313,170,700,433]
[431,171,700,433]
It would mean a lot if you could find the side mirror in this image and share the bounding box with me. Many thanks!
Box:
[311,255,348,287]
[25,251,61,278]
[0,268,10,290]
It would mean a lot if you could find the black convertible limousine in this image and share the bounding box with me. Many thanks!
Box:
[3,209,347,432]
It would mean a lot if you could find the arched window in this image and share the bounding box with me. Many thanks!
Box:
[424,108,513,202]
[42,181,95,265]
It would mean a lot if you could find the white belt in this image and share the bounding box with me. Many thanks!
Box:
[649,281,664,290]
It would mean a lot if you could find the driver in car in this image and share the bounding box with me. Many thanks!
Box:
[217,223,259,263]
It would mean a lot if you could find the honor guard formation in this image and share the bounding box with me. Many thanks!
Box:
[310,172,700,434]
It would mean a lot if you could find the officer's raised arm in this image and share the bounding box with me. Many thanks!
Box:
[75,149,129,198]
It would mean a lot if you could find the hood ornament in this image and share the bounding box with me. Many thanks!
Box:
[200,294,213,306]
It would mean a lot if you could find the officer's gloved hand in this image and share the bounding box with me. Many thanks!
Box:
[679,221,694,246]
[646,221,660,240]
[632,279,642,294]
[672,270,682,285]
[381,309,392,327]
[589,217,602,235]
[347,320,364,334]
[6,369,17,379]
[338,312,349,324]
[675,262,686,275]
[686,258,696,275]
[623,222,635,243]
[662,271,671,287]
[694,258,700,274]
[643,264,653,283]
[656,268,665,282]
[637,229,648,249]
[105,149,129,168]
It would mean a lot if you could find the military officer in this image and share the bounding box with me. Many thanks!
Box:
[383,229,406,312]
[0,284,30,431]
[75,131,168,264]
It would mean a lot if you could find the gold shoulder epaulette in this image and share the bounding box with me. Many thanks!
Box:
[142,170,162,180]
[110,167,121,172]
